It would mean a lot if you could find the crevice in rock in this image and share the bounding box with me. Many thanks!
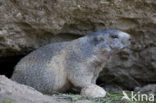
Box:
[0,55,25,78]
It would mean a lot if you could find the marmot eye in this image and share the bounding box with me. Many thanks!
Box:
[111,35,118,39]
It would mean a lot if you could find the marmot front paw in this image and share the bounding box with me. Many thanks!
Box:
[80,84,106,98]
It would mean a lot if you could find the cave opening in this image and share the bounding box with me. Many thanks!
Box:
[0,55,25,78]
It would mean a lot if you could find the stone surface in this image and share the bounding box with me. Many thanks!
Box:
[0,0,156,89]
[135,84,156,94]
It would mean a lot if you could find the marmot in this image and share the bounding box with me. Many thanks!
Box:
[11,30,131,98]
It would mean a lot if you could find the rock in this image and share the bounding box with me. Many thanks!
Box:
[0,0,156,89]
[75,100,92,103]
[135,84,156,94]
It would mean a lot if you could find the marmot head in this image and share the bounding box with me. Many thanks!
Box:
[90,30,131,52]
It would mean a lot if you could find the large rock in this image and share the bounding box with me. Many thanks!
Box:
[0,0,156,89]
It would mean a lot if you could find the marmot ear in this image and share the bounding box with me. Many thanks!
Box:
[94,35,104,43]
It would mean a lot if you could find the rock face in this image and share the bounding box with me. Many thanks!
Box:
[0,0,156,89]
